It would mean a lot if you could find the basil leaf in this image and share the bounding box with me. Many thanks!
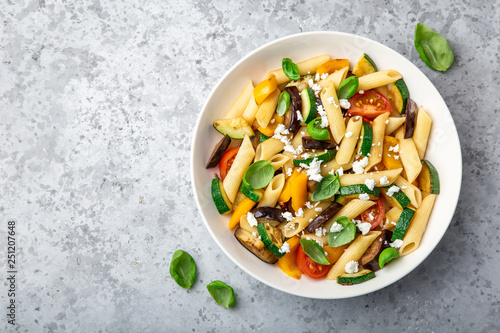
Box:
[414,23,454,72]
[378,247,400,269]
[206,280,235,308]
[243,160,274,189]
[299,239,330,265]
[311,175,340,201]
[328,216,356,247]
[276,91,291,116]
[282,58,300,81]
[337,76,359,100]
[169,250,197,289]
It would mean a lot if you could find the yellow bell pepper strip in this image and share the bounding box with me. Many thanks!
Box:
[316,59,350,76]
[291,172,308,212]
[256,113,283,137]
[277,236,302,280]
[382,136,402,170]
[278,169,298,204]
[323,244,349,265]
[229,197,256,230]
[254,75,278,105]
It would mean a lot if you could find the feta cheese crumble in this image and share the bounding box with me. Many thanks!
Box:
[359,193,370,200]
[339,99,351,109]
[330,222,344,233]
[317,104,329,128]
[365,178,376,191]
[300,158,323,182]
[279,242,291,254]
[296,208,304,217]
[345,260,359,274]
[305,201,314,209]
[345,131,353,138]
[337,167,344,177]
[388,144,400,153]
[386,185,400,197]
[282,211,294,222]
[390,239,403,249]
[247,212,258,227]
[352,156,369,174]
[315,227,327,237]
[357,222,371,235]
[379,176,390,185]
[359,90,364,94]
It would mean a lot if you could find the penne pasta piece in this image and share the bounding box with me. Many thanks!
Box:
[385,117,406,135]
[283,202,331,238]
[318,66,349,90]
[241,94,259,124]
[339,168,403,187]
[239,214,258,235]
[291,125,308,149]
[336,117,362,164]
[222,80,254,119]
[267,55,331,85]
[395,128,422,184]
[382,206,403,230]
[394,176,422,208]
[357,70,403,91]
[223,135,256,203]
[321,82,346,144]
[255,138,285,162]
[326,231,381,280]
[413,106,432,159]
[366,113,390,171]
[300,232,328,247]
[268,154,290,171]
[320,153,355,177]
[258,174,285,208]
[400,194,437,256]
[323,199,376,231]
[255,89,280,129]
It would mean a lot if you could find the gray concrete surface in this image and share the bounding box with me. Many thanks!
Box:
[1,0,498,332]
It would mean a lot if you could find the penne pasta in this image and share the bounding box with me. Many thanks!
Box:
[320,153,355,177]
[323,199,376,231]
[395,128,422,184]
[382,206,403,230]
[321,82,346,144]
[258,174,285,208]
[255,89,280,129]
[318,66,349,89]
[267,55,331,85]
[300,232,329,247]
[239,214,258,234]
[366,113,390,170]
[241,94,259,124]
[336,117,362,164]
[283,202,331,238]
[223,135,256,203]
[385,117,406,135]
[255,138,285,162]
[222,80,254,119]
[413,106,432,159]
[268,154,290,171]
[400,194,437,256]
[357,70,403,91]
[339,168,403,187]
[394,176,422,208]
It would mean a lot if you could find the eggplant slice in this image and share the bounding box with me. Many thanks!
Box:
[306,202,342,233]
[404,98,418,139]
[251,207,284,223]
[234,227,278,264]
[302,136,338,150]
[205,135,231,169]
[360,230,393,271]
[283,86,302,135]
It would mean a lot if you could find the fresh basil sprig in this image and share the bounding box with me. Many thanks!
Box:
[169,250,197,289]
[378,247,400,269]
[328,216,356,247]
[282,58,300,81]
[276,91,291,116]
[300,239,330,265]
[414,23,454,72]
[243,160,274,189]
[311,174,340,201]
[206,280,236,308]
[337,76,359,100]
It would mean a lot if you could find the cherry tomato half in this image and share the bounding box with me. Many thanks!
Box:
[360,197,385,230]
[219,147,239,181]
[347,90,392,120]
[296,244,331,279]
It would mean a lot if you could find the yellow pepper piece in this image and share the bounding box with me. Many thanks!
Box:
[382,136,402,170]
[229,197,256,230]
[323,244,349,265]
[256,113,283,137]
[277,236,302,280]
[316,59,350,76]
[291,172,308,212]
[278,169,299,204]
[254,75,278,105]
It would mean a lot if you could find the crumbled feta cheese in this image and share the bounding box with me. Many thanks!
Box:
[401,185,407,189]
[352,156,369,174]
[296,110,304,122]
[287,168,293,177]
[359,90,364,94]
[300,158,323,182]
[296,208,304,217]
[345,261,359,274]
[339,99,351,109]
[386,185,400,197]
[394,155,400,160]
[315,73,320,81]
[315,227,327,237]
[305,201,314,209]
[301,131,306,135]
[391,221,397,226]
[359,193,370,200]
[345,131,353,138]
[320,73,328,80]
[379,176,390,185]
[385,119,389,124]
[337,167,344,177]
[270,118,276,124]
[282,211,294,222]
[330,222,344,233]
[317,104,329,128]
[252,231,258,238]
[279,242,291,254]
[315,207,323,212]
[328,168,335,175]
[390,239,403,249]
[325,251,329,257]
[357,222,371,235]
[301,153,310,159]
[368,211,374,220]
[247,212,258,227]
[365,178,376,191]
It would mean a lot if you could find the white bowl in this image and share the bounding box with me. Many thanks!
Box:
[191,31,462,299]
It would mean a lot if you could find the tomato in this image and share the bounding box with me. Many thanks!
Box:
[360,197,385,230]
[347,90,392,120]
[219,147,239,181]
[296,244,331,279]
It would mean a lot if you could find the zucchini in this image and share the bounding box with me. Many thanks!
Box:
[352,54,377,77]
[257,223,285,258]
[337,269,375,285]
[284,74,315,92]
[293,150,336,167]
[240,182,262,203]
[213,117,255,139]
[334,195,349,206]
[339,184,380,200]
[389,79,410,115]
[391,207,416,241]
[383,186,411,209]
[357,122,373,157]
[211,177,232,214]
[418,160,440,194]
[300,87,318,123]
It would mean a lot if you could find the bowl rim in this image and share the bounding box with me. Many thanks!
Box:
[190,31,462,299]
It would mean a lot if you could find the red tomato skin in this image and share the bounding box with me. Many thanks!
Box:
[296,244,331,279]
[361,197,386,230]
[347,90,392,120]
[218,147,239,181]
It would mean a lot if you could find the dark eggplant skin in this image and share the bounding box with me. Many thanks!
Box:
[283,86,302,135]
[360,230,393,272]
[404,98,418,139]
[251,207,284,223]
[306,202,342,233]
[205,135,231,169]
[302,136,338,150]
[234,227,278,264]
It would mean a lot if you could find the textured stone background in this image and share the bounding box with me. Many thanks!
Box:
[1,0,498,332]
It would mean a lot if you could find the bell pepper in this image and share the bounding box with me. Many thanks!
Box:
[291,172,308,212]
[316,59,350,76]
[277,236,302,280]
[278,169,298,204]
[256,113,283,137]
[254,75,278,105]
[228,197,256,229]
[382,136,402,170]
[323,244,349,265]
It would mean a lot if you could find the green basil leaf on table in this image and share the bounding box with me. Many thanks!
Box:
[243,160,274,189]
[311,174,339,201]
[328,216,356,247]
[169,250,197,289]
[282,58,300,81]
[378,247,400,269]
[337,76,359,100]
[299,239,330,265]
[307,118,330,141]
[206,280,236,308]
[276,91,291,116]
[414,23,454,72]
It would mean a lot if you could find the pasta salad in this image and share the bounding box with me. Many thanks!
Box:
[205,54,440,285]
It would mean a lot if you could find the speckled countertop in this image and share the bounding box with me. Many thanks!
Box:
[1,1,498,332]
